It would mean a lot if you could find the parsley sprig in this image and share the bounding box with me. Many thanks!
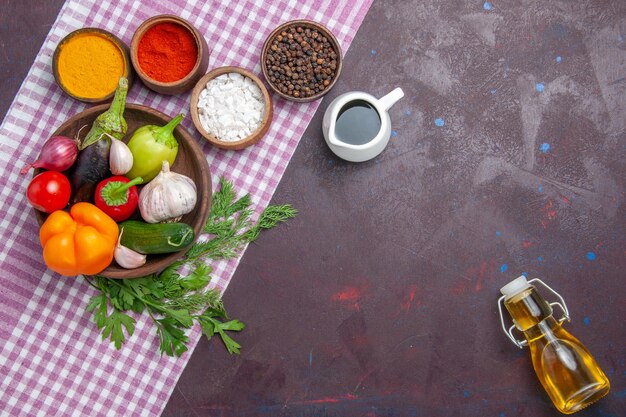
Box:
[84,177,297,356]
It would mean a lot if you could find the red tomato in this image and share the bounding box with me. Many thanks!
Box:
[26,171,71,213]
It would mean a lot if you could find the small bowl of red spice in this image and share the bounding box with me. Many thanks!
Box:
[130,15,209,95]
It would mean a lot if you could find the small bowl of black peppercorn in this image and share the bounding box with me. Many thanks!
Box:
[261,19,342,102]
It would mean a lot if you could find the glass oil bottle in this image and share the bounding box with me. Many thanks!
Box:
[498,276,610,414]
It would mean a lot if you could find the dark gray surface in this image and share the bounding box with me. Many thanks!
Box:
[0,0,65,118]
[2,1,624,417]
[163,1,625,416]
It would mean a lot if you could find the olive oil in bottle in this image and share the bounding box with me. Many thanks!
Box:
[498,276,610,414]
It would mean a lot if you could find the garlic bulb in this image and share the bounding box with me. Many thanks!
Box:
[138,161,197,223]
[114,231,146,269]
[109,139,133,175]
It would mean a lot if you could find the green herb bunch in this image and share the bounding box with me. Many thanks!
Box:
[84,177,297,356]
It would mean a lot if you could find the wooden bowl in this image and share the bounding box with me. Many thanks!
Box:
[261,19,342,102]
[52,28,134,104]
[130,15,209,95]
[33,104,212,279]
[190,66,273,150]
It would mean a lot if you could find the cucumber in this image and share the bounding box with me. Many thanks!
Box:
[119,221,195,254]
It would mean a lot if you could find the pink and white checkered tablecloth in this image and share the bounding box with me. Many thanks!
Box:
[0,1,372,415]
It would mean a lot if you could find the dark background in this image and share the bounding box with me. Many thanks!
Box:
[2,1,624,416]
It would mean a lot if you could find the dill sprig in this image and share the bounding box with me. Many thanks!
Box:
[85,177,297,356]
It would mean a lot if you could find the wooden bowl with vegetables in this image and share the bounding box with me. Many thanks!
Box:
[31,101,211,279]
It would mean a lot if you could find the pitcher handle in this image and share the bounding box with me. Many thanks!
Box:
[378,87,404,111]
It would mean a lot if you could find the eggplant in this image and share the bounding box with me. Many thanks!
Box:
[70,137,111,203]
[69,77,128,204]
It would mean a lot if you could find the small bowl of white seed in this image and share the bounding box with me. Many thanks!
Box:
[190,66,273,150]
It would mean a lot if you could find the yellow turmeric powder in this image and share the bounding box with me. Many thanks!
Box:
[57,32,125,99]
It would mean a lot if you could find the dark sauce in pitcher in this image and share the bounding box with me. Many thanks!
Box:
[335,100,381,145]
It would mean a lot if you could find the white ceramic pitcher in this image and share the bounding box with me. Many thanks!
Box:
[322,87,404,162]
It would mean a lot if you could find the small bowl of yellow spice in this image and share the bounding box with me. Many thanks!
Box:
[53,28,134,103]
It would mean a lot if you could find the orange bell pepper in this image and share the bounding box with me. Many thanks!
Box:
[39,202,119,276]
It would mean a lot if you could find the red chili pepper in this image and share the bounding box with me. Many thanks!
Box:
[94,176,143,222]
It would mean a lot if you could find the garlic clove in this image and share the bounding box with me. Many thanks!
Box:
[114,230,146,269]
[109,138,134,175]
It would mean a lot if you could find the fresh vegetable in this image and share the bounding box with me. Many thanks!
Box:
[138,161,196,223]
[85,177,297,355]
[118,221,195,254]
[26,171,71,213]
[79,77,128,149]
[109,138,133,175]
[114,231,146,269]
[39,202,118,276]
[69,77,128,203]
[94,175,142,222]
[20,135,78,174]
[126,113,183,182]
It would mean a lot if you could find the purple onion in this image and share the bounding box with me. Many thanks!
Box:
[21,136,78,174]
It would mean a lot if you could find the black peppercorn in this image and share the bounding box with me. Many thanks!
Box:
[265,24,338,98]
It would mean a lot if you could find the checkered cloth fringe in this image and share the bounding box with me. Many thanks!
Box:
[0,1,372,415]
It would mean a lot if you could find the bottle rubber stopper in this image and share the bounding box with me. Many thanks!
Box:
[500,275,531,298]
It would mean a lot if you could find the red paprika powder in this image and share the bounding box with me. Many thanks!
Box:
[137,22,198,83]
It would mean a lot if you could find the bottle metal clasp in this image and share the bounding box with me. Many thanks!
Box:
[497,278,571,348]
